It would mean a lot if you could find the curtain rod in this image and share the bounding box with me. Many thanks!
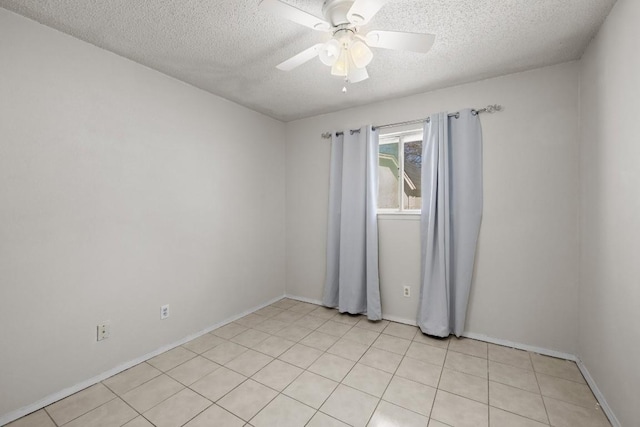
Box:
[321,104,503,139]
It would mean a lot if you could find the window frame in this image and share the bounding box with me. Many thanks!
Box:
[377,128,424,215]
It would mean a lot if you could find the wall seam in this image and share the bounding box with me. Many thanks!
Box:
[576,57,583,360]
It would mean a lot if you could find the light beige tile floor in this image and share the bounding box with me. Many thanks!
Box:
[7,298,612,427]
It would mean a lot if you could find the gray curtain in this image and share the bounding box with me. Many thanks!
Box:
[323,126,382,320]
[418,109,483,337]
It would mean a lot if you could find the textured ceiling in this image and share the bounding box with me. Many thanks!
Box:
[1,0,615,121]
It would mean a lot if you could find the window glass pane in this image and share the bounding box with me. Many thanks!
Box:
[403,140,422,210]
[378,142,399,209]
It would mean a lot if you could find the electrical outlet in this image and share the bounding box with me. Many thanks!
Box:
[97,322,110,341]
[160,304,170,320]
[403,286,411,297]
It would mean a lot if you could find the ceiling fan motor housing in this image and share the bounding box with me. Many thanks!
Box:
[322,0,357,26]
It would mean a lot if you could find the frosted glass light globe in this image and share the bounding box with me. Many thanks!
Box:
[350,40,373,68]
[331,48,349,77]
[319,39,341,66]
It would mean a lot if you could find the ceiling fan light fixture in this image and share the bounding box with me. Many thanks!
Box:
[331,48,349,77]
[319,39,341,66]
[347,64,369,83]
[350,40,373,68]
[260,0,435,86]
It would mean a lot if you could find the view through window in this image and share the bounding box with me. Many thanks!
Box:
[378,129,423,212]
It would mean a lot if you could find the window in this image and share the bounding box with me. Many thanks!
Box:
[378,129,423,212]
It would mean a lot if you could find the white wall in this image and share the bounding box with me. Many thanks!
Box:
[579,0,640,425]
[11,2,639,421]
[0,8,285,420]
[285,62,581,354]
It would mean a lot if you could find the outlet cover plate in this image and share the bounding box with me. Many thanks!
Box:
[97,322,110,341]
[160,304,170,320]
[403,286,411,297]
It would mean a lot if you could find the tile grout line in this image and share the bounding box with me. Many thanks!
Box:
[487,350,556,426]
[534,355,553,426]
[100,362,162,396]
[490,407,551,426]
[114,395,145,427]
[363,326,422,425]
[486,344,489,426]
[42,407,59,427]
[533,371,604,411]
[208,376,264,423]
[47,393,119,427]
[348,320,397,426]
[429,334,451,425]
[313,314,370,423]
[99,365,172,426]
[292,309,392,425]
[126,379,185,423]
[118,348,207,420]
[173,404,211,427]
[304,411,347,427]
[239,302,339,425]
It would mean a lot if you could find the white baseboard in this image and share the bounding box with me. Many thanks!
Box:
[576,358,620,427]
[284,295,420,327]
[284,294,323,306]
[379,314,417,326]
[460,331,577,361]
[0,294,286,426]
[286,294,575,358]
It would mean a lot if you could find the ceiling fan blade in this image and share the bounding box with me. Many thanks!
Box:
[347,0,390,25]
[277,44,323,71]
[365,30,435,53]
[260,0,331,31]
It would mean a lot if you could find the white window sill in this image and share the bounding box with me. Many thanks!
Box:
[377,212,421,220]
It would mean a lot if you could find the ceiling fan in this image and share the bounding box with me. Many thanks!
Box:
[259,0,436,84]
